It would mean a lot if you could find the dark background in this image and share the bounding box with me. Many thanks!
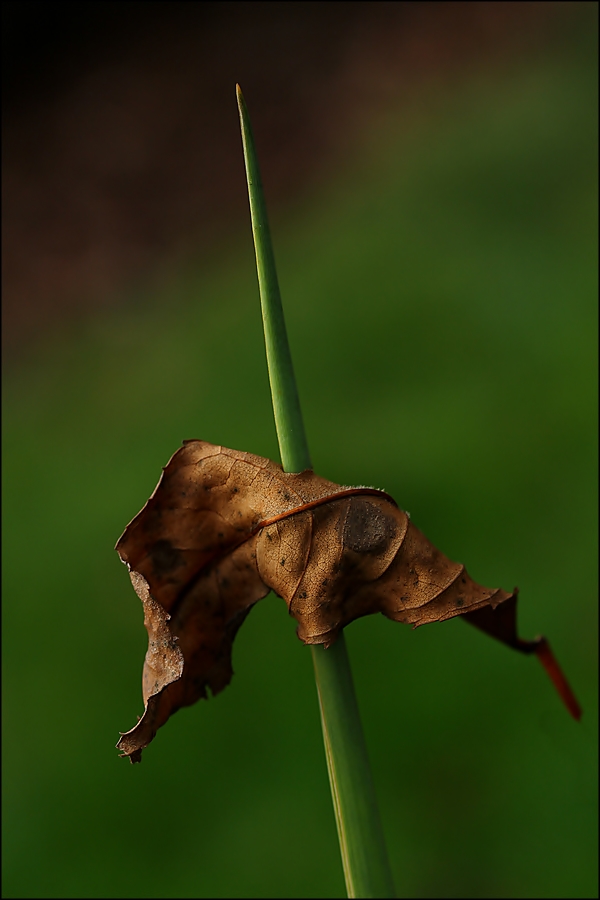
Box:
[3,0,586,355]
[2,3,597,898]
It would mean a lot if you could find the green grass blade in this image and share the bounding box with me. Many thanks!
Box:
[236,85,311,474]
[312,637,397,898]
[237,83,396,899]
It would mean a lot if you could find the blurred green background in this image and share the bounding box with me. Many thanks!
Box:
[2,4,597,898]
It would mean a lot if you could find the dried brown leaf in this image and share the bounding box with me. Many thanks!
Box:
[116,440,580,762]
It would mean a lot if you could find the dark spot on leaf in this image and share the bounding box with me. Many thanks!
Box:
[342,499,397,554]
[150,539,183,574]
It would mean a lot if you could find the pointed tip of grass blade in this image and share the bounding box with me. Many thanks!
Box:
[236,86,254,147]
[236,83,245,110]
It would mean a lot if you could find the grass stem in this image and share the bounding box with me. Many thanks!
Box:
[237,84,396,899]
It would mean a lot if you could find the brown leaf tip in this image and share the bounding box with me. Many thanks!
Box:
[534,638,582,720]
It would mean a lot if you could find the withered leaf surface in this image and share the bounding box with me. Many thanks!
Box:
[116,440,580,762]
